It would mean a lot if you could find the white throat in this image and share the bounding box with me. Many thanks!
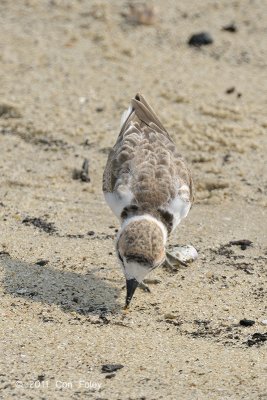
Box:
[123,260,149,282]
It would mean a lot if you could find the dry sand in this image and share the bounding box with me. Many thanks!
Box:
[0,1,267,399]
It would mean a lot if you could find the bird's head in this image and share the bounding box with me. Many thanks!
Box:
[116,215,167,309]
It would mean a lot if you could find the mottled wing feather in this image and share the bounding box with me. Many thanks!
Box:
[103,94,194,232]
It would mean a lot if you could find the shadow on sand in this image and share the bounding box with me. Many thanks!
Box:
[0,254,121,315]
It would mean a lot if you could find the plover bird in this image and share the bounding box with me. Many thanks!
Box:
[103,94,194,309]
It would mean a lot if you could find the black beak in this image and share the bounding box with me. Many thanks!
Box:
[124,278,139,309]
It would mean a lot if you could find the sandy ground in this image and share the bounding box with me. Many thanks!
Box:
[0,1,267,399]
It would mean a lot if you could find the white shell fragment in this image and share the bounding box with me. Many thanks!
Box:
[168,245,198,264]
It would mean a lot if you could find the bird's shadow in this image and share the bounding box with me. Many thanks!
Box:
[0,254,121,316]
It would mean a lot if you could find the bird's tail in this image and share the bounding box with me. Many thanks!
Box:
[119,93,168,134]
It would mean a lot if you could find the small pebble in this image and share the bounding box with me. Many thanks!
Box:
[101,364,124,373]
[239,319,255,327]
[37,375,45,382]
[229,239,252,250]
[222,23,237,33]
[226,87,235,94]
[261,320,267,325]
[79,97,87,105]
[105,373,116,379]
[188,32,213,47]
[35,259,49,266]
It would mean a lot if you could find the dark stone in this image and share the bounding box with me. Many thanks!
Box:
[222,23,237,33]
[36,259,49,266]
[105,373,116,379]
[246,332,267,347]
[229,240,253,250]
[101,364,124,373]
[37,375,45,382]
[240,319,255,327]
[188,32,213,47]
[87,231,95,236]
[226,87,235,94]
